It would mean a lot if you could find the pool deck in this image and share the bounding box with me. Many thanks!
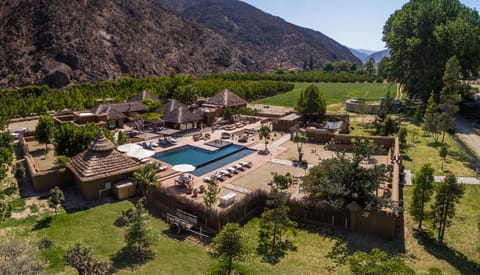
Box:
[140,121,290,206]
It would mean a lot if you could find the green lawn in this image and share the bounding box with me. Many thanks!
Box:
[402,185,480,274]
[252,82,393,107]
[0,187,478,274]
[401,123,476,177]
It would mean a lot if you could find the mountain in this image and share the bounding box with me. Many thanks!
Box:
[0,0,258,88]
[349,48,376,62]
[159,0,360,70]
[364,49,391,64]
[0,0,360,89]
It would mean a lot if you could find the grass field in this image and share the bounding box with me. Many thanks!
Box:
[401,123,476,177]
[402,185,480,274]
[252,82,393,107]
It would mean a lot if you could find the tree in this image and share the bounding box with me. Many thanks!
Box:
[34,115,55,158]
[209,223,247,275]
[365,58,375,77]
[131,163,159,207]
[204,176,220,208]
[55,122,100,157]
[269,172,293,190]
[292,131,308,162]
[48,187,64,216]
[383,0,480,102]
[379,115,398,136]
[376,56,391,79]
[423,94,442,143]
[438,56,462,143]
[63,243,111,275]
[302,141,387,209]
[439,146,448,171]
[431,173,465,244]
[409,163,435,230]
[374,89,394,133]
[54,155,70,168]
[348,248,414,275]
[0,239,44,274]
[397,127,408,147]
[259,124,271,153]
[38,237,53,262]
[257,188,296,264]
[125,199,155,256]
[296,85,326,122]
[308,55,314,70]
[117,131,128,145]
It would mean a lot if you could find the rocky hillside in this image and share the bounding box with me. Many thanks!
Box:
[159,0,360,70]
[0,0,360,88]
[0,0,258,88]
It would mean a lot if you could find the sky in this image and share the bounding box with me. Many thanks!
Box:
[242,0,480,51]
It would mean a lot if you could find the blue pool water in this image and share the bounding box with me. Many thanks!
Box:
[154,144,255,176]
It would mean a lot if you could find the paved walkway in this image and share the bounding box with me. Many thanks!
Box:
[270,158,315,168]
[454,115,480,161]
[403,170,480,185]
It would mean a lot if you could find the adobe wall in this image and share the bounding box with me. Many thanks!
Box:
[345,99,380,114]
[73,171,136,200]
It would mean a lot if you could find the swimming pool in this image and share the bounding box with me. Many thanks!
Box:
[154,144,255,176]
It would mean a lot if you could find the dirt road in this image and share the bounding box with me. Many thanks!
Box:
[455,115,480,160]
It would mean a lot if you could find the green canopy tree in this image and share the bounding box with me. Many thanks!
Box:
[209,223,247,275]
[63,243,110,274]
[131,163,159,207]
[257,188,296,264]
[34,115,55,158]
[296,85,326,122]
[438,56,462,143]
[409,163,435,230]
[383,0,480,102]
[302,141,387,209]
[431,173,465,244]
[125,199,156,256]
[204,176,220,208]
[0,239,44,274]
[48,187,64,216]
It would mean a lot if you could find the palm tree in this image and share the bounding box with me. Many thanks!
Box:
[292,131,308,162]
[259,125,271,153]
[131,163,160,207]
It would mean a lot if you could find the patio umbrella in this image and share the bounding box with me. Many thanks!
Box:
[172,164,196,172]
[117,143,142,153]
[127,148,155,160]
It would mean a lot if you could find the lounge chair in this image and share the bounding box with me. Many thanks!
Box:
[220,170,232,177]
[234,164,244,171]
[158,166,167,172]
[167,136,177,144]
[227,167,237,174]
[215,174,225,181]
[239,161,252,168]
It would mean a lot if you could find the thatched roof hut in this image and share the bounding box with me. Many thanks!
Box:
[67,132,141,199]
[161,99,187,113]
[205,89,247,108]
[92,102,148,115]
[162,106,201,125]
[128,91,160,103]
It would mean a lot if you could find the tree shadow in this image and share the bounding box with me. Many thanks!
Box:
[412,230,480,274]
[110,246,155,272]
[32,216,52,231]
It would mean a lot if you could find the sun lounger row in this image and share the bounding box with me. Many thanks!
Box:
[203,161,253,182]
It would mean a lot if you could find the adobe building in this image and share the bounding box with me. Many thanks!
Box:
[67,132,142,199]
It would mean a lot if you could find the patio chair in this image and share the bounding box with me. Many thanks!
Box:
[227,167,238,174]
[234,164,244,171]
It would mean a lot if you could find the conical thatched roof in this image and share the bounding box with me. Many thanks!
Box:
[68,132,141,182]
[128,91,160,102]
[92,102,148,114]
[88,132,116,151]
[205,89,247,107]
[161,99,187,113]
[162,106,201,124]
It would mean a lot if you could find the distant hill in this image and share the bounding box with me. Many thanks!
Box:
[363,49,391,64]
[349,48,376,62]
[159,0,360,70]
[0,0,258,88]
